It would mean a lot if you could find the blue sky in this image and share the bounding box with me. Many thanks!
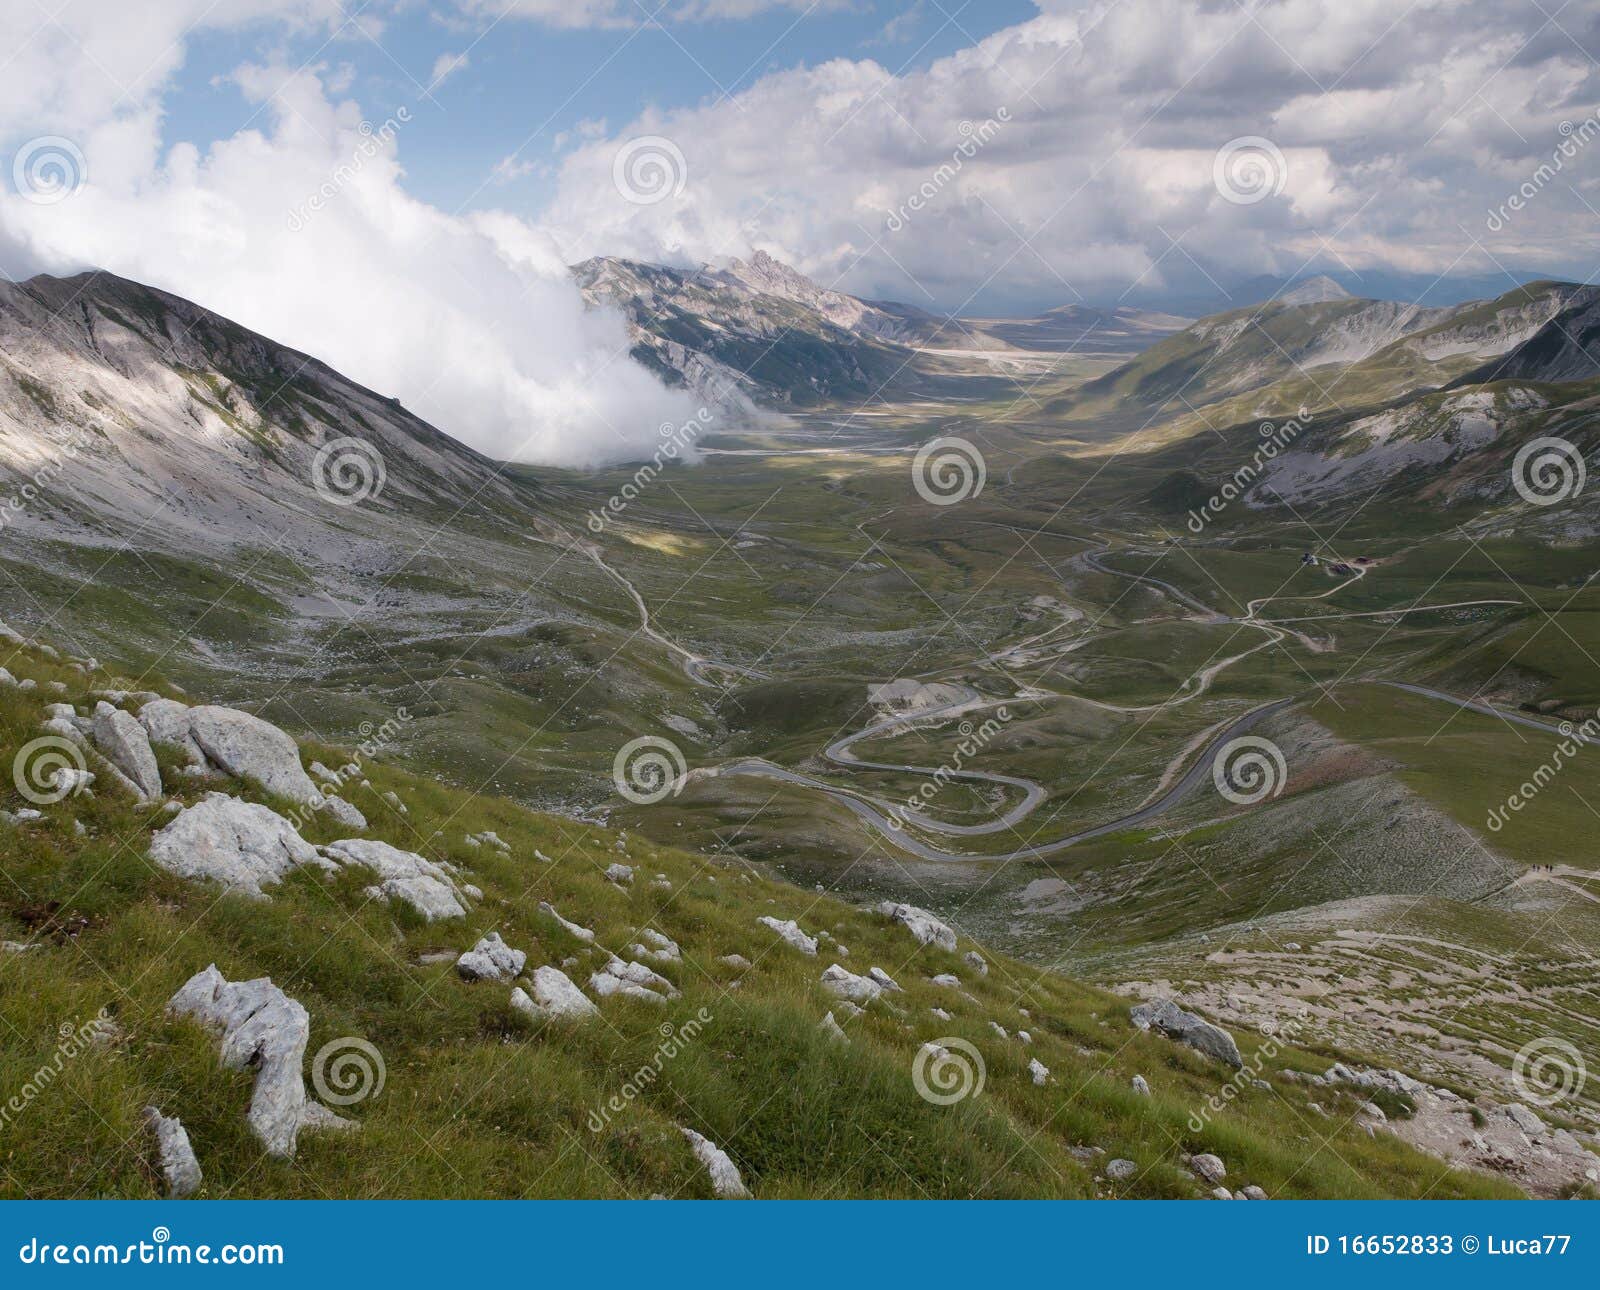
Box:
[163,2,1037,217]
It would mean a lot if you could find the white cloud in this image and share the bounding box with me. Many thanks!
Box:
[542,0,1600,309]
[429,51,470,87]
[0,3,702,468]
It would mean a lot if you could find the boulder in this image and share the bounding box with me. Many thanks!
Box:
[316,794,367,829]
[455,933,526,983]
[757,916,817,956]
[1029,1058,1050,1086]
[1130,997,1243,1069]
[604,863,634,886]
[718,954,752,971]
[629,929,681,963]
[590,957,678,1003]
[1131,1074,1151,1096]
[1239,1184,1268,1199]
[322,839,469,920]
[149,793,327,898]
[1106,1158,1137,1181]
[867,966,903,992]
[876,900,957,951]
[819,1011,848,1043]
[681,1127,750,1198]
[187,705,319,802]
[137,699,207,766]
[91,702,161,800]
[963,951,989,976]
[166,965,347,1158]
[510,966,599,1022]
[820,964,882,1003]
[1190,1152,1227,1184]
[142,1106,202,1198]
[537,901,595,942]
[930,973,961,987]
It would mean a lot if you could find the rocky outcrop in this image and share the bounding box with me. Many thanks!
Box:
[142,1106,202,1198]
[820,964,882,1003]
[510,965,599,1022]
[589,957,678,1003]
[680,1126,750,1198]
[322,839,470,920]
[186,705,321,802]
[166,965,347,1158]
[538,901,595,942]
[757,916,817,956]
[876,901,957,951]
[91,702,161,800]
[455,933,526,983]
[138,698,207,767]
[149,793,327,897]
[1130,997,1243,1069]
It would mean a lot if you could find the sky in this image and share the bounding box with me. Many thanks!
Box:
[1,0,1598,465]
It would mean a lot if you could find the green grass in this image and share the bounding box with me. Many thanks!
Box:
[0,637,1516,1199]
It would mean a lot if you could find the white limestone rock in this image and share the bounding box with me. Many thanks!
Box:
[590,957,679,1003]
[322,838,469,920]
[1029,1058,1050,1086]
[316,793,367,829]
[963,950,988,976]
[820,963,882,1003]
[166,965,347,1158]
[1106,1158,1137,1181]
[629,928,681,963]
[142,1106,202,1198]
[680,1127,750,1198]
[149,793,327,898]
[538,901,595,942]
[137,699,207,767]
[1190,1152,1227,1184]
[455,932,527,983]
[876,900,957,951]
[757,916,817,956]
[930,973,961,988]
[91,701,161,800]
[819,1010,848,1043]
[510,966,599,1022]
[1130,997,1243,1069]
[1131,1074,1151,1096]
[718,954,752,971]
[604,862,634,886]
[186,705,320,803]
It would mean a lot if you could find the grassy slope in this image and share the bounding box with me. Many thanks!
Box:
[0,636,1514,1200]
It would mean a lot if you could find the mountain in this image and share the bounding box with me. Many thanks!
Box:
[1274,274,1352,305]
[573,253,928,411]
[0,270,519,558]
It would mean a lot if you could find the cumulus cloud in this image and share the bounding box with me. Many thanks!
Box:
[0,1,702,468]
[543,0,1600,309]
